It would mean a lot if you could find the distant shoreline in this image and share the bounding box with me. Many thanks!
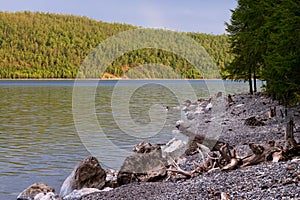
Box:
[0,78,237,82]
[0,78,224,81]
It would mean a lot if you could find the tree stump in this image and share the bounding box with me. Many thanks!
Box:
[227,94,233,104]
[285,118,294,140]
[269,106,276,118]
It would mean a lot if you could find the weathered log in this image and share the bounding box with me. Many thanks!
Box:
[221,148,242,171]
[242,143,267,167]
[241,141,288,167]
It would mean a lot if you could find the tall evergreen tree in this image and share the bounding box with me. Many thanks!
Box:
[224,0,265,94]
[224,0,300,103]
[262,0,300,103]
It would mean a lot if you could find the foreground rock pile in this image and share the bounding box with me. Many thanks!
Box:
[17,92,300,200]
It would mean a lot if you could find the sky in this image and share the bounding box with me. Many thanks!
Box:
[0,0,237,35]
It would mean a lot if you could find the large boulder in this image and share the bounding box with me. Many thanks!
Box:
[117,144,167,185]
[59,156,106,198]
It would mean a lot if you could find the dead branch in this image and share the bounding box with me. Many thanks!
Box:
[219,143,232,163]
[166,159,194,178]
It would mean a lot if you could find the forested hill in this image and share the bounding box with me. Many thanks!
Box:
[0,11,232,79]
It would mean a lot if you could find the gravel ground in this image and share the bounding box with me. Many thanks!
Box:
[81,93,300,200]
[81,160,300,200]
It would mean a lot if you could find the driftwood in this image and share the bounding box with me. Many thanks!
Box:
[241,141,285,167]
[166,122,299,178]
[129,118,299,181]
[166,159,195,179]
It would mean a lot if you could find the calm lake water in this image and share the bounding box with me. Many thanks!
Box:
[0,80,260,199]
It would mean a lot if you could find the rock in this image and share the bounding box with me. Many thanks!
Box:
[34,192,59,200]
[17,183,58,200]
[205,102,213,111]
[133,141,155,153]
[59,156,106,198]
[244,116,265,126]
[175,120,199,137]
[62,188,101,200]
[105,169,118,188]
[220,192,230,200]
[227,94,234,104]
[216,92,223,98]
[185,135,205,155]
[161,138,187,164]
[117,148,167,185]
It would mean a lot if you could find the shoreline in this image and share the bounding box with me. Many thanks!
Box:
[81,92,300,199]
[16,92,300,199]
[0,78,221,81]
[0,78,262,81]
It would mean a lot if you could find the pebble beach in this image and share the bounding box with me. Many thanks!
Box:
[80,93,300,200]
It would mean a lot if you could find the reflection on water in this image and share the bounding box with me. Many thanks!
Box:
[0,80,257,199]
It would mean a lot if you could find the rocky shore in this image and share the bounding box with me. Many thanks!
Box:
[17,92,300,200]
[81,160,300,200]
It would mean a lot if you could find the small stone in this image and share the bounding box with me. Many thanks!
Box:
[286,165,295,171]
[220,192,230,200]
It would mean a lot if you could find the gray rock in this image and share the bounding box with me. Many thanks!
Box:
[161,138,187,164]
[117,148,167,185]
[62,188,101,200]
[34,192,59,200]
[59,156,106,198]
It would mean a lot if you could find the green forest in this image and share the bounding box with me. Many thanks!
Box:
[1,7,298,103]
[0,11,232,79]
[223,0,299,103]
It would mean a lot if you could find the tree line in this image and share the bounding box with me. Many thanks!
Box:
[223,0,300,104]
[0,11,232,79]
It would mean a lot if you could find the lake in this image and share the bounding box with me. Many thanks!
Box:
[0,80,260,199]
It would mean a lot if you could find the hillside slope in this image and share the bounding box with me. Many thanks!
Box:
[0,11,232,79]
